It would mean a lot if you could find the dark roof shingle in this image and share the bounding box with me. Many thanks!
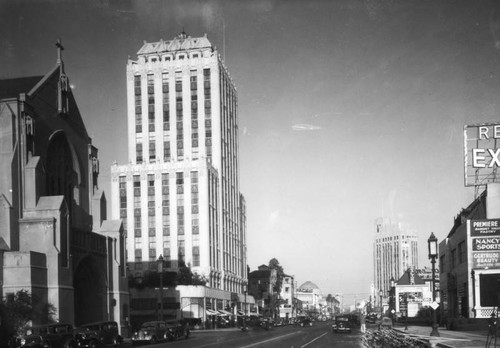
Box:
[0,76,43,100]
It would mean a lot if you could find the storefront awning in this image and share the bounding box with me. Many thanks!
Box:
[206,309,220,316]
[218,309,233,316]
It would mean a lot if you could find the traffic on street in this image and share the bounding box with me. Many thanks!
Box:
[127,320,364,348]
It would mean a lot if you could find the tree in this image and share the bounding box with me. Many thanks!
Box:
[268,258,285,318]
[0,290,56,347]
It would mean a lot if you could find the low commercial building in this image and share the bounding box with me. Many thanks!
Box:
[439,184,500,321]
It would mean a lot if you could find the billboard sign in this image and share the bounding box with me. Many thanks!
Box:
[470,219,500,269]
[464,123,500,187]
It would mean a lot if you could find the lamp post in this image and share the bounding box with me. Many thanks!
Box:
[157,254,164,321]
[428,232,440,337]
[390,277,395,323]
[379,289,383,319]
[404,293,408,331]
[243,282,248,329]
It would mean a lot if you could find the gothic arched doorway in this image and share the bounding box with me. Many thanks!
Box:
[73,256,106,325]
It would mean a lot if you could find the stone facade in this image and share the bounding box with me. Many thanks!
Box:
[0,48,129,332]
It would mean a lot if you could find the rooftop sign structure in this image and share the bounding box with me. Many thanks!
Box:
[464,123,500,187]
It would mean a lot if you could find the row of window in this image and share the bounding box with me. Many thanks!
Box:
[134,69,212,163]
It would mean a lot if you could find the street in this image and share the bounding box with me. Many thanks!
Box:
[131,322,363,348]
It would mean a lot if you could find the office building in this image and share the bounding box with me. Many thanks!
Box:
[373,217,418,297]
[111,32,248,322]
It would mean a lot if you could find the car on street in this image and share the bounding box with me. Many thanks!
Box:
[74,321,122,348]
[379,316,393,330]
[299,317,313,327]
[332,315,352,333]
[131,321,168,345]
[164,319,190,341]
[15,323,76,348]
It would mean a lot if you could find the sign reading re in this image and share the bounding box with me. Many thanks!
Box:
[464,123,500,186]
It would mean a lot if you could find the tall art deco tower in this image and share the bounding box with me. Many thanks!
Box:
[373,217,419,296]
[111,32,247,293]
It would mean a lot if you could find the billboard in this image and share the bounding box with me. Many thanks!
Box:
[470,219,500,269]
[464,123,500,187]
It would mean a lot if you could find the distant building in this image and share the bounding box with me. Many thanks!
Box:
[110,32,249,325]
[374,217,419,298]
[394,268,436,317]
[0,44,128,331]
[278,274,295,319]
[295,281,322,315]
[248,265,273,313]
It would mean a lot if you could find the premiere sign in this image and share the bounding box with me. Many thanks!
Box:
[471,219,500,269]
[464,124,500,187]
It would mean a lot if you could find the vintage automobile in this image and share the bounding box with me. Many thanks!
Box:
[131,321,168,345]
[74,321,122,347]
[379,316,393,330]
[299,317,313,327]
[164,320,190,341]
[16,323,77,348]
[332,315,352,333]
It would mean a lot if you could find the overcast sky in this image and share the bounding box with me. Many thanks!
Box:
[2,0,500,303]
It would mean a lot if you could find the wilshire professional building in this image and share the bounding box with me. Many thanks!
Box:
[110,32,251,325]
[373,217,419,299]
[0,45,129,331]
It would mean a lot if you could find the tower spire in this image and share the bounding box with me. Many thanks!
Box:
[56,38,64,71]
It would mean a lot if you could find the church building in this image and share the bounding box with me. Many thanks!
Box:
[0,41,129,331]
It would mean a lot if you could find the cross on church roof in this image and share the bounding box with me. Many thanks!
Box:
[56,38,64,65]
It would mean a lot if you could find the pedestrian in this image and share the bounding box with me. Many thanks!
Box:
[360,312,366,333]
[489,311,497,336]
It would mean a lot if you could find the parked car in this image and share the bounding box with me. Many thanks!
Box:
[131,321,167,345]
[299,317,313,327]
[74,321,122,348]
[260,317,274,330]
[164,320,190,341]
[16,323,76,348]
[379,316,393,330]
[332,315,352,333]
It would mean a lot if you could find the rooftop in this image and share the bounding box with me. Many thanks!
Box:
[0,76,43,100]
[137,32,212,56]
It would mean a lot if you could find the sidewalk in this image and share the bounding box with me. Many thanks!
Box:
[394,325,491,348]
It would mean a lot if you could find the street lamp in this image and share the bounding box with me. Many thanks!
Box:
[243,282,248,329]
[157,254,164,321]
[428,232,440,337]
[379,289,383,318]
[390,277,395,322]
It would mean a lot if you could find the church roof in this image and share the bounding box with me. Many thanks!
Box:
[137,32,212,55]
[0,76,43,100]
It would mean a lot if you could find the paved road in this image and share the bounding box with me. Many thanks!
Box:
[130,321,363,348]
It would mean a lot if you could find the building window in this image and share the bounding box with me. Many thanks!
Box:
[136,142,143,163]
[193,246,200,267]
[147,74,155,132]
[149,140,156,162]
[458,241,466,264]
[164,247,171,267]
[439,255,445,273]
[451,248,457,268]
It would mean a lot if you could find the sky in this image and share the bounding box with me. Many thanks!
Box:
[2,0,500,304]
